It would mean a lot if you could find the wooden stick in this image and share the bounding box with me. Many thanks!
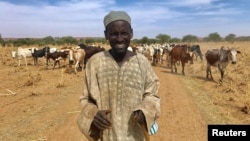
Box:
[66,111,80,114]
[0,86,17,96]
[6,89,16,95]
[138,123,150,141]
[0,93,16,96]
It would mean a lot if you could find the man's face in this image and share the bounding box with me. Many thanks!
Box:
[104,20,133,55]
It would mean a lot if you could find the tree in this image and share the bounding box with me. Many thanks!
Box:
[155,34,171,44]
[0,36,5,47]
[141,36,149,44]
[225,34,236,42]
[235,36,250,41]
[57,36,78,45]
[148,38,157,44]
[182,34,199,42]
[206,32,222,42]
[10,38,36,47]
[94,38,106,44]
[43,36,55,45]
[85,38,95,45]
[131,39,140,45]
[170,37,181,43]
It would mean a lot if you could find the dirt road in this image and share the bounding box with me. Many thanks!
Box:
[47,66,209,141]
[0,62,209,141]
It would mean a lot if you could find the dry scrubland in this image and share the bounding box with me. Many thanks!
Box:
[1,42,249,119]
[0,42,250,141]
[182,42,250,123]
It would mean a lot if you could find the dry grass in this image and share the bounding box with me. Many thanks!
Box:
[185,41,250,117]
[23,71,42,87]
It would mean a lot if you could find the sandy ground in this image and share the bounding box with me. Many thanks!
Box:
[1,43,250,141]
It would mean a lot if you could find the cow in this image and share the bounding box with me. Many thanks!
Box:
[13,47,38,67]
[205,46,241,82]
[153,45,165,66]
[162,43,175,67]
[78,43,92,50]
[147,46,155,62]
[31,47,50,65]
[46,51,69,69]
[189,45,203,61]
[44,46,58,65]
[136,44,147,55]
[68,48,86,73]
[129,45,139,53]
[169,44,193,75]
[11,51,17,59]
[159,46,166,65]
[48,47,58,53]
[152,48,161,66]
[82,46,105,68]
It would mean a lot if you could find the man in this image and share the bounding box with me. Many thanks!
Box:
[77,11,160,141]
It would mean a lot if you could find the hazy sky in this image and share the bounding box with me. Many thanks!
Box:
[0,0,249,39]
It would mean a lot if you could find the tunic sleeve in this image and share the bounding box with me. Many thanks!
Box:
[77,56,101,140]
[133,54,161,134]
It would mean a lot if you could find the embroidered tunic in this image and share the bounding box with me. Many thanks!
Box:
[77,50,160,141]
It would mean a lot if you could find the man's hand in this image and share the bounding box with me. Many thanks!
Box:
[92,109,112,130]
[133,110,146,125]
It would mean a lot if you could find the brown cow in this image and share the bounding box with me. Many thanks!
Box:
[83,46,105,68]
[205,46,241,82]
[77,44,106,69]
[169,45,193,75]
[46,51,68,69]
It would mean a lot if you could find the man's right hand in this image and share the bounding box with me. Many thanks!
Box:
[92,110,112,130]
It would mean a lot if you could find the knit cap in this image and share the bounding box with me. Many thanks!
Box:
[103,11,131,28]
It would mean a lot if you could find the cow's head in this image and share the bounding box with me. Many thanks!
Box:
[11,51,17,59]
[188,52,194,64]
[228,48,241,64]
[29,48,36,54]
[68,49,75,64]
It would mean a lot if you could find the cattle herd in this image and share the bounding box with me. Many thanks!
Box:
[131,43,241,83]
[10,43,241,82]
[11,44,105,73]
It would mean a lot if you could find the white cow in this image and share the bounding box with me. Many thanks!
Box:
[147,45,155,62]
[205,47,241,82]
[13,47,38,67]
[69,48,86,73]
[11,51,17,59]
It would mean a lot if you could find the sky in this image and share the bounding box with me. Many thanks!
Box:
[0,0,250,39]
